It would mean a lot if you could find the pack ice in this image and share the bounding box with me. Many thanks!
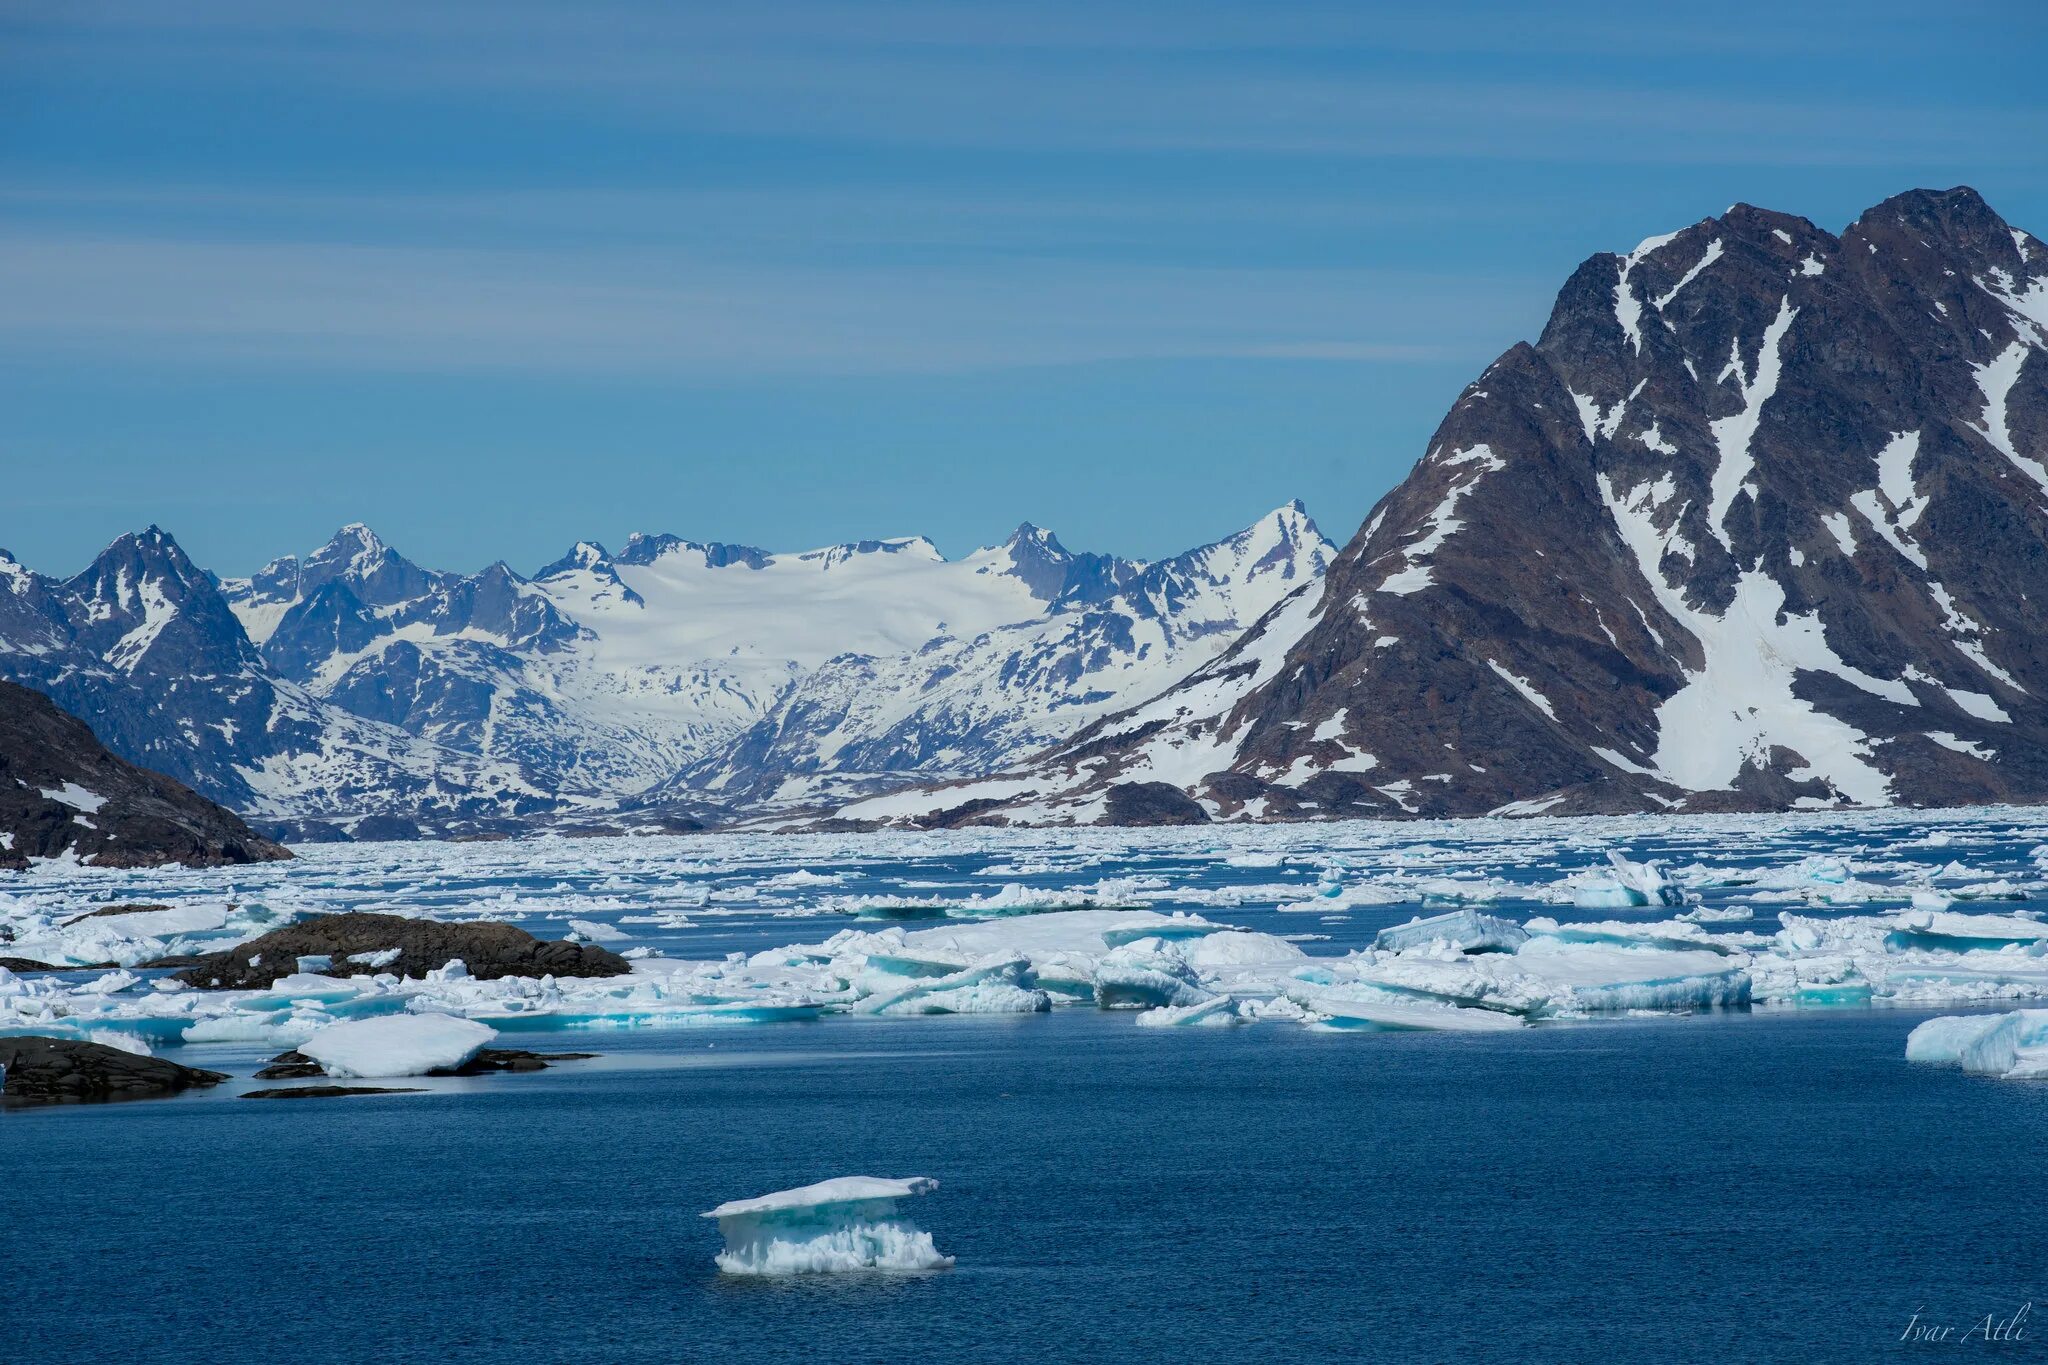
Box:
[702,1177,952,1275]
[4,812,2047,1053]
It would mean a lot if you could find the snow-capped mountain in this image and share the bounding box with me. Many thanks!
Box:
[842,187,2048,825]
[0,508,1329,827]
[0,530,546,826]
[671,503,1331,807]
[234,509,1326,814]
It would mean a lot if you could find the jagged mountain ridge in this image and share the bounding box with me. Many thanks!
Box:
[840,186,2048,826]
[0,507,1332,828]
[671,503,1331,808]
[0,529,543,828]
[231,508,1331,811]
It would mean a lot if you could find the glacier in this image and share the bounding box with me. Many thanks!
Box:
[702,1176,952,1275]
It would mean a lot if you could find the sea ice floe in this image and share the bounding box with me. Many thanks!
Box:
[1135,996,1243,1028]
[1374,909,1528,955]
[299,1013,498,1078]
[1336,935,1749,1018]
[702,1176,952,1275]
[7,814,2048,1053]
[1904,1010,2048,1079]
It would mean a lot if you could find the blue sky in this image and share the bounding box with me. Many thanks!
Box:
[3,0,2045,575]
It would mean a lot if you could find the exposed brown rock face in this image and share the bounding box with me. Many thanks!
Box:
[0,680,291,869]
[857,188,2048,824]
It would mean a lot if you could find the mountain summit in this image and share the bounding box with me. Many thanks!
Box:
[844,187,2048,825]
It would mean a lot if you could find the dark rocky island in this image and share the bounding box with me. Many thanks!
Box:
[0,1035,228,1106]
[163,910,634,989]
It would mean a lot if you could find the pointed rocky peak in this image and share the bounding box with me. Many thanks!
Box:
[1232,500,1334,579]
[225,553,305,607]
[0,549,64,655]
[1840,185,2047,365]
[58,527,258,675]
[1858,185,2014,254]
[534,540,643,609]
[304,521,387,576]
[536,540,612,580]
[1106,502,1335,620]
[67,526,210,602]
[401,561,580,653]
[994,522,1080,602]
[300,523,446,606]
[0,547,39,596]
[616,531,684,566]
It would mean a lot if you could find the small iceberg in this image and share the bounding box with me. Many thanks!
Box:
[1569,852,1688,909]
[299,1013,498,1078]
[1905,1009,2048,1080]
[703,1176,953,1275]
[1374,909,1528,955]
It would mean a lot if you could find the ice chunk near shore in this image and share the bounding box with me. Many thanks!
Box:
[300,1013,498,1078]
[1905,1010,2048,1079]
[1303,990,1526,1032]
[1350,936,1749,1017]
[1884,908,2048,954]
[1757,910,2048,1006]
[1135,996,1242,1027]
[703,1176,952,1275]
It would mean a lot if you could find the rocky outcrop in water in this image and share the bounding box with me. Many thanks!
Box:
[0,1036,228,1105]
[166,911,633,989]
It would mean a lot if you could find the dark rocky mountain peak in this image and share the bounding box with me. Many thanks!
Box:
[856,188,2048,825]
[614,533,772,570]
[59,527,262,678]
[298,523,450,607]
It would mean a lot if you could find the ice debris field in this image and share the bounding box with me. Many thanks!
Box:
[6,808,2048,1077]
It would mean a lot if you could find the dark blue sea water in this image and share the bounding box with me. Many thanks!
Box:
[5,1007,2043,1364]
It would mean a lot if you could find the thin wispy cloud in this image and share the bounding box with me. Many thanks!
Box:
[0,0,2040,573]
[0,229,1522,375]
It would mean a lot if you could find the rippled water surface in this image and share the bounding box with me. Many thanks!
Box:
[4,811,2046,1363]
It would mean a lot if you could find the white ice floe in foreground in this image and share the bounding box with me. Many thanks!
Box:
[299,1013,498,1078]
[1905,1010,2048,1080]
[702,1176,952,1275]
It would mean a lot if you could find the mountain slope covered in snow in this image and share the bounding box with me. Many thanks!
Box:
[841,187,2048,825]
[0,530,545,827]
[0,509,1332,829]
